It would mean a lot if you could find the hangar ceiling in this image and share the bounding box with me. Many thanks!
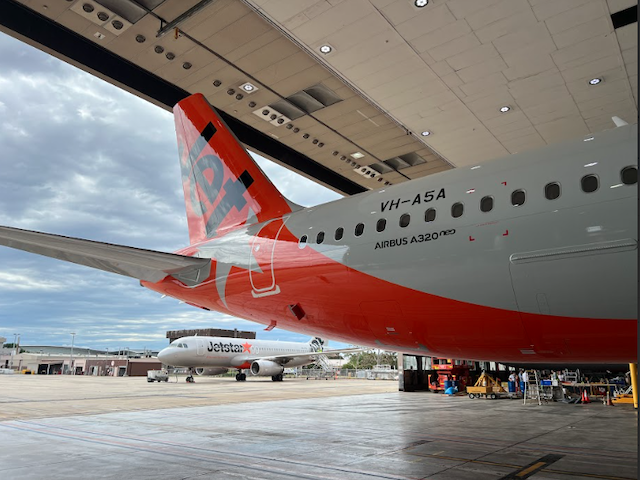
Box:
[1,0,637,195]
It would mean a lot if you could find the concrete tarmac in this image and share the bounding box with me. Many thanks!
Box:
[0,375,636,479]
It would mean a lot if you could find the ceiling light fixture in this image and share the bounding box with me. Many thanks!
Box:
[414,0,428,7]
[589,78,602,85]
[240,82,257,93]
[421,131,431,136]
[499,106,511,113]
[319,44,333,54]
[350,152,365,159]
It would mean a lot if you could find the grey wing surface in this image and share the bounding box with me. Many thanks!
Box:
[0,226,210,286]
[255,348,364,365]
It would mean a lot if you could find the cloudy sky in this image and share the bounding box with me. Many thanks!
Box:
[0,32,343,351]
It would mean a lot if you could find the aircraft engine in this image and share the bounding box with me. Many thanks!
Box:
[250,360,284,376]
[194,367,228,376]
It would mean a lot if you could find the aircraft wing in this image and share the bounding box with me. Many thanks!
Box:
[254,347,364,365]
[0,226,210,286]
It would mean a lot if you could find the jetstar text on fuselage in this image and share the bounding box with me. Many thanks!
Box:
[207,341,251,353]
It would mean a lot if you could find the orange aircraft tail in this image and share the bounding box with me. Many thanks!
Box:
[174,94,296,245]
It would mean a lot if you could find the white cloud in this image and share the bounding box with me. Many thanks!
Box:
[0,270,66,291]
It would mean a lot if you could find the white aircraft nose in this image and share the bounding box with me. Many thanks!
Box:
[157,348,172,363]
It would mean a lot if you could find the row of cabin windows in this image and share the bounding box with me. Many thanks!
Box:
[299,166,637,245]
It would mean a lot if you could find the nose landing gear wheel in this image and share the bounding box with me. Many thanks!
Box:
[186,375,194,383]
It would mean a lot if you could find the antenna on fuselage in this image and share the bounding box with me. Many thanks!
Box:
[612,116,629,127]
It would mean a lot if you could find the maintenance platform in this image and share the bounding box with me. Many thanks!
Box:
[0,375,636,479]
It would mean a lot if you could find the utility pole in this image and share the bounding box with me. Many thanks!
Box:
[10,333,18,369]
[70,332,76,375]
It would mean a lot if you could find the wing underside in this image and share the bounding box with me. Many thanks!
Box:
[0,226,210,286]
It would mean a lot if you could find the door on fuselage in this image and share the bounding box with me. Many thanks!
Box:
[196,338,205,356]
[249,217,288,298]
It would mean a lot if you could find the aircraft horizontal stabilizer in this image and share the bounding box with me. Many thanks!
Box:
[0,226,210,286]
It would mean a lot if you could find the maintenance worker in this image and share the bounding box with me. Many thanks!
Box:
[508,371,517,395]
[518,369,525,392]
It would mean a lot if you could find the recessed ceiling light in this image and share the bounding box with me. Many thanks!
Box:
[470,165,481,170]
[584,162,598,168]
[319,44,333,54]
[240,82,257,93]
[421,131,431,136]
[350,152,365,159]
[414,0,428,7]
[499,106,511,113]
[589,78,602,85]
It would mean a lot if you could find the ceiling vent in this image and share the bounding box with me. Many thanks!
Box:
[72,1,133,34]
[369,163,393,174]
[383,152,426,170]
[269,99,306,120]
[93,0,166,24]
[355,166,380,179]
[286,84,342,114]
[252,106,291,126]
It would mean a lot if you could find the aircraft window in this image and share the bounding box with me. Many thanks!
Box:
[621,166,638,185]
[480,196,493,212]
[451,202,464,218]
[376,218,386,232]
[511,189,526,207]
[399,214,410,228]
[424,208,436,223]
[581,174,599,193]
[355,223,365,236]
[316,231,325,244]
[545,182,560,200]
[334,227,344,241]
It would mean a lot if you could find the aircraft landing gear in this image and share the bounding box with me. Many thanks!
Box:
[235,371,247,381]
[186,368,195,383]
[271,373,284,382]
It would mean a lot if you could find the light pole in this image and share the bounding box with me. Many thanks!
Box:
[70,332,76,375]
[10,333,18,369]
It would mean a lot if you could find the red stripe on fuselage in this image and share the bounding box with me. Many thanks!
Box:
[143,225,637,364]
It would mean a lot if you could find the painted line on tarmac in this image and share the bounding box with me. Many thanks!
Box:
[499,454,564,479]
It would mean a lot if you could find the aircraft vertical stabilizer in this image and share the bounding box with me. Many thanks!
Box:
[174,94,296,244]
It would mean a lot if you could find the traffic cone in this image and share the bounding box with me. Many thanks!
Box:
[582,389,591,404]
[606,392,614,406]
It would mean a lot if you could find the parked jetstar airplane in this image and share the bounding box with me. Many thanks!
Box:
[0,94,636,364]
[158,336,357,382]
